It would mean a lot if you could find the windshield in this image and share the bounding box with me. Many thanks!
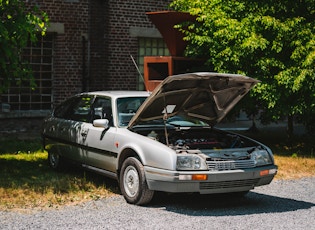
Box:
[134,114,209,127]
[166,115,208,127]
[117,97,147,127]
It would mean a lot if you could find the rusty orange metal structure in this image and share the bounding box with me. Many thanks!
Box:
[146,11,195,56]
[144,11,204,91]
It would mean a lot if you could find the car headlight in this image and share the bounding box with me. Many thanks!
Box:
[252,149,272,166]
[176,154,208,170]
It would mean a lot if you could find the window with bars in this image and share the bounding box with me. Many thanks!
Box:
[1,33,54,111]
[137,38,170,90]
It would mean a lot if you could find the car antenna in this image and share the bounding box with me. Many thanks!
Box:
[130,54,148,91]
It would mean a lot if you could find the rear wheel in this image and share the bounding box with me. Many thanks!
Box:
[120,157,154,205]
[48,151,64,170]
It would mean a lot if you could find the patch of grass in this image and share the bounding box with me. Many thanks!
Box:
[274,155,315,180]
[0,140,118,211]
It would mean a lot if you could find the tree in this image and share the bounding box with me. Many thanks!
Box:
[0,0,48,94]
[170,0,315,136]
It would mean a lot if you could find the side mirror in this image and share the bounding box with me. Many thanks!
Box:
[93,119,109,129]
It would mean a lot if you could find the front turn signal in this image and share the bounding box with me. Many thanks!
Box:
[192,174,208,181]
[260,170,269,176]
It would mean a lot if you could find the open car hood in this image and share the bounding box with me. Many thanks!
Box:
[128,72,259,128]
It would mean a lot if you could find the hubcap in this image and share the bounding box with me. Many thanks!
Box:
[124,165,139,198]
[50,153,59,167]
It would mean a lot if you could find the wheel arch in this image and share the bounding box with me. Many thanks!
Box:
[117,147,143,181]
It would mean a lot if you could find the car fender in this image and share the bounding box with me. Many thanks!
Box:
[115,128,177,171]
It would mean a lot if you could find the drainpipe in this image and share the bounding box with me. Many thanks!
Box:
[82,0,91,92]
[82,35,87,92]
[87,0,91,91]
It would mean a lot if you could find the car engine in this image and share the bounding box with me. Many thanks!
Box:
[132,127,270,171]
[143,127,255,150]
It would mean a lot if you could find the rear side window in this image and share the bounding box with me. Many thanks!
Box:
[54,97,78,118]
[54,95,94,122]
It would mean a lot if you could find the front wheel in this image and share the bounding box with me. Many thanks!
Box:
[119,157,154,205]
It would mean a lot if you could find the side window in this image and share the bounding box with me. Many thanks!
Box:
[92,97,113,126]
[70,96,94,122]
[54,95,94,122]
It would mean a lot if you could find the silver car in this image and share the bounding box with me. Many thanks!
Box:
[42,72,277,205]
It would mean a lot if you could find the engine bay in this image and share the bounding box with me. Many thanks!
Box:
[134,126,259,151]
[131,126,271,170]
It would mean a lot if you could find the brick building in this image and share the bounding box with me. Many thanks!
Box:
[0,0,173,138]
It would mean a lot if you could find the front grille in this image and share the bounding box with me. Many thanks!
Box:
[206,159,255,171]
[200,179,259,190]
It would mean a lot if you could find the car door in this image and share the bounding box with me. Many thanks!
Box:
[55,95,94,164]
[81,97,118,173]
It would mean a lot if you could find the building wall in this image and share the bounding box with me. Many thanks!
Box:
[0,0,172,139]
[90,0,172,91]
[43,0,90,104]
[36,0,172,103]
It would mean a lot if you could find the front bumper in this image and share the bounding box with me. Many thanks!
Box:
[145,165,277,194]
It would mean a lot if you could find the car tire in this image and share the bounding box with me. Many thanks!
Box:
[48,151,64,170]
[120,157,154,205]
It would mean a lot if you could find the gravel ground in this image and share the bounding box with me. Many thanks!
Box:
[1,177,315,230]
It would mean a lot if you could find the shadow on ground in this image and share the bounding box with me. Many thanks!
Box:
[148,191,315,216]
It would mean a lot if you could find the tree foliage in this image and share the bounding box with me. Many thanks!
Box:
[170,0,315,133]
[0,0,49,94]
